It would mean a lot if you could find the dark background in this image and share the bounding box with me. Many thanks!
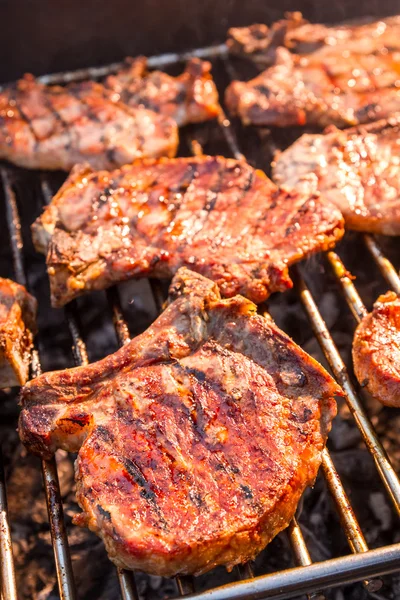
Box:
[1,0,400,82]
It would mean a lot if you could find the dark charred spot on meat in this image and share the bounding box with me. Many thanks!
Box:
[189,490,205,508]
[240,484,254,499]
[61,413,91,427]
[182,366,207,383]
[97,504,112,522]
[254,84,272,97]
[291,407,313,424]
[95,425,115,444]
[279,367,307,387]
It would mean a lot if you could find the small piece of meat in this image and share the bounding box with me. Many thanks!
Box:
[225,46,400,128]
[228,13,400,63]
[105,58,220,127]
[0,278,37,388]
[353,291,400,407]
[0,75,178,171]
[273,117,400,235]
[31,155,344,307]
[19,267,339,576]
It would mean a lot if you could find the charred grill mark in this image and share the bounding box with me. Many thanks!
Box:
[42,89,73,150]
[188,489,205,508]
[170,163,197,193]
[8,85,40,150]
[320,63,342,93]
[95,425,115,444]
[204,161,225,213]
[97,504,112,522]
[120,455,168,530]
[240,484,254,499]
[69,85,101,123]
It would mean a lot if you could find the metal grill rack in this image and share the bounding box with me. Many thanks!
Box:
[1,44,400,600]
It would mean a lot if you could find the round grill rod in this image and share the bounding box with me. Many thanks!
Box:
[296,268,400,517]
[2,169,77,600]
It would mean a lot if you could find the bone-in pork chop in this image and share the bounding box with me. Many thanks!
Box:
[0,278,37,388]
[19,268,339,576]
[273,117,400,235]
[32,155,344,307]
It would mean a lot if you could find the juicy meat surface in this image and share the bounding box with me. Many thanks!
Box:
[105,58,220,127]
[226,14,400,128]
[0,278,37,388]
[32,155,344,307]
[227,13,400,64]
[0,75,178,171]
[353,291,400,408]
[273,117,400,235]
[19,268,339,576]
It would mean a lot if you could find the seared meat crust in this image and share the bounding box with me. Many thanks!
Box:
[353,291,400,407]
[0,75,178,171]
[19,268,339,576]
[273,117,400,235]
[226,14,400,128]
[227,13,400,64]
[0,278,37,388]
[105,58,220,127]
[32,155,344,307]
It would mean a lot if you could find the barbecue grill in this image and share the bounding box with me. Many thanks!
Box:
[1,3,400,599]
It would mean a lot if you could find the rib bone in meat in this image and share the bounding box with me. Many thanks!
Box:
[32,155,344,307]
[19,268,340,576]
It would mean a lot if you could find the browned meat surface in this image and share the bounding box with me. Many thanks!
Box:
[273,117,400,235]
[227,13,400,64]
[353,291,400,407]
[105,58,220,127]
[226,13,400,128]
[19,268,339,576]
[32,155,344,307]
[0,278,37,388]
[0,75,178,171]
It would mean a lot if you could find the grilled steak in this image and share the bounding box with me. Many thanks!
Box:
[19,268,339,576]
[105,58,220,127]
[226,13,400,128]
[227,13,400,64]
[0,278,37,388]
[0,76,178,171]
[32,155,344,307]
[353,291,400,407]
[272,117,400,235]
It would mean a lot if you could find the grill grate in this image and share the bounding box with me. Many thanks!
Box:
[1,45,400,600]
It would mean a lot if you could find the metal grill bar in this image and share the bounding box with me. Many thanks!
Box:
[34,44,228,87]
[2,169,77,600]
[295,269,400,516]
[173,543,400,600]
[364,234,400,295]
[0,448,18,600]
